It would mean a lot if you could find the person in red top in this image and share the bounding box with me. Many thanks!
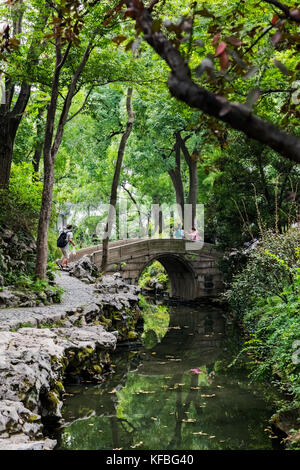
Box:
[189,227,200,241]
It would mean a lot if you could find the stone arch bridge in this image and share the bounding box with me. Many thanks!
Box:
[70,239,223,301]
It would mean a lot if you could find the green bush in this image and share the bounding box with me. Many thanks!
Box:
[0,162,43,233]
[226,228,300,314]
[48,229,63,262]
[227,228,300,414]
[139,261,170,291]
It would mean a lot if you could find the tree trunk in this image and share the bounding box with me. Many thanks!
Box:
[32,106,46,174]
[35,40,93,279]
[35,163,54,277]
[177,132,198,226]
[152,195,163,236]
[122,184,145,236]
[101,88,135,273]
[167,133,185,222]
[0,83,31,188]
[0,116,14,189]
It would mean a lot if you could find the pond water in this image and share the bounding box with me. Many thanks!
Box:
[54,300,282,450]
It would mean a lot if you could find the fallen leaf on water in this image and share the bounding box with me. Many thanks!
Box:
[182,419,196,423]
[159,362,168,365]
[131,441,143,448]
[208,436,216,439]
[170,358,182,362]
[217,385,222,389]
[193,432,208,436]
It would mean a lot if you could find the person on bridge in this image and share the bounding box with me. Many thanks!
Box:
[189,227,201,241]
[174,224,184,239]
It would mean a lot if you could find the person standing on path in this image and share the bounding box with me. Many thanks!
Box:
[58,224,76,270]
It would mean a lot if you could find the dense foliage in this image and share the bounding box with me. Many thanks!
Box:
[0,0,299,448]
[226,228,300,441]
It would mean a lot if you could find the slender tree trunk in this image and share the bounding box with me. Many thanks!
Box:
[122,184,145,236]
[35,40,93,279]
[167,133,185,222]
[0,83,31,188]
[153,195,163,235]
[101,88,135,273]
[177,132,198,225]
[32,106,46,174]
[34,164,54,276]
[35,39,63,279]
[0,117,14,189]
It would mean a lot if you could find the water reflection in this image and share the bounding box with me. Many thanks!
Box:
[55,301,280,450]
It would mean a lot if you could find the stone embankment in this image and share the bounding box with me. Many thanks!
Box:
[0,258,142,450]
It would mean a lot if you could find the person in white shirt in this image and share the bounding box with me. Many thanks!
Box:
[59,224,76,269]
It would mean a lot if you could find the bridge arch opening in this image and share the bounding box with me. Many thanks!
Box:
[138,254,197,300]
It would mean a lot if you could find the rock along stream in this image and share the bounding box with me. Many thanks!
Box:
[53,300,283,451]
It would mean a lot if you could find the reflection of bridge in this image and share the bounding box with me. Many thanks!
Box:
[70,239,223,300]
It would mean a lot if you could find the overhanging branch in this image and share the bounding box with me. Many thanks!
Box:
[125,0,300,164]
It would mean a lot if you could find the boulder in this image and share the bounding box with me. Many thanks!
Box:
[0,325,117,447]
[69,256,99,283]
[0,289,18,308]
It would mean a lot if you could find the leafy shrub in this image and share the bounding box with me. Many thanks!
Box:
[226,228,300,314]
[139,261,170,291]
[48,229,63,262]
[0,162,43,233]
[227,228,300,413]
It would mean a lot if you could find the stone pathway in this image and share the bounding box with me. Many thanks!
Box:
[0,272,98,331]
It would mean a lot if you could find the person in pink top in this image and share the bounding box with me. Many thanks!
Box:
[189,227,200,241]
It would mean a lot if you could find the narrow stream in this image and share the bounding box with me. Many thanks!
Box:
[53,300,282,450]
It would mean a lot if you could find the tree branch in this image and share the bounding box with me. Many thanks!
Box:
[66,86,94,123]
[125,0,300,164]
[262,0,300,23]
